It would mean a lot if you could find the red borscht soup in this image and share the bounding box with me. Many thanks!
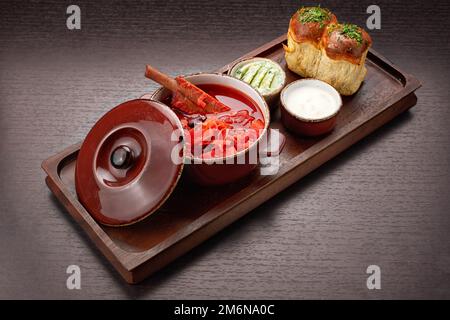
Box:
[167,84,265,159]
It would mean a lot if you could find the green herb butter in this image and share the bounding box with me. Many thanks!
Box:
[231,59,285,96]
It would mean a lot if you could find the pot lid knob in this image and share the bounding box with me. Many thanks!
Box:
[75,99,185,226]
[111,145,134,169]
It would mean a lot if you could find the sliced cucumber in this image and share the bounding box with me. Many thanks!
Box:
[232,59,285,96]
[234,63,251,80]
[251,66,269,88]
[259,69,276,91]
[241,63,262,84]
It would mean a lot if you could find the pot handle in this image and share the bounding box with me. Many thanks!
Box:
[260,128,286,157]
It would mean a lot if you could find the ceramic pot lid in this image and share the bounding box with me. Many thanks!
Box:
[75,99,185,226]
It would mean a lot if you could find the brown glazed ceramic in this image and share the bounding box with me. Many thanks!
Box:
[280,107,338,136]
[75,99,185,226]
[280,79,342,137]
[150,73,285,186]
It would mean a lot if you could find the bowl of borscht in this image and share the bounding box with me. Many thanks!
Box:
[150,73,284,185]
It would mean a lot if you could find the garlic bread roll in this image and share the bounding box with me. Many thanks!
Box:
[284,7,372,95]
[284,7,337,78]
[318,24,372,95]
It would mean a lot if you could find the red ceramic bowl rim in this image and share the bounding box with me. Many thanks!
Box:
[280,79,343,123]
[149,72,271,162]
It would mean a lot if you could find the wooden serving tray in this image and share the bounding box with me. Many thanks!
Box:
[42,35,421,284]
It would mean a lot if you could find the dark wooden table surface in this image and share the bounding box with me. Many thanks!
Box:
[1,0,450,299]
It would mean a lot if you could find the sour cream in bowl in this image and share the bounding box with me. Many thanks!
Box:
[280,79,342,136]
